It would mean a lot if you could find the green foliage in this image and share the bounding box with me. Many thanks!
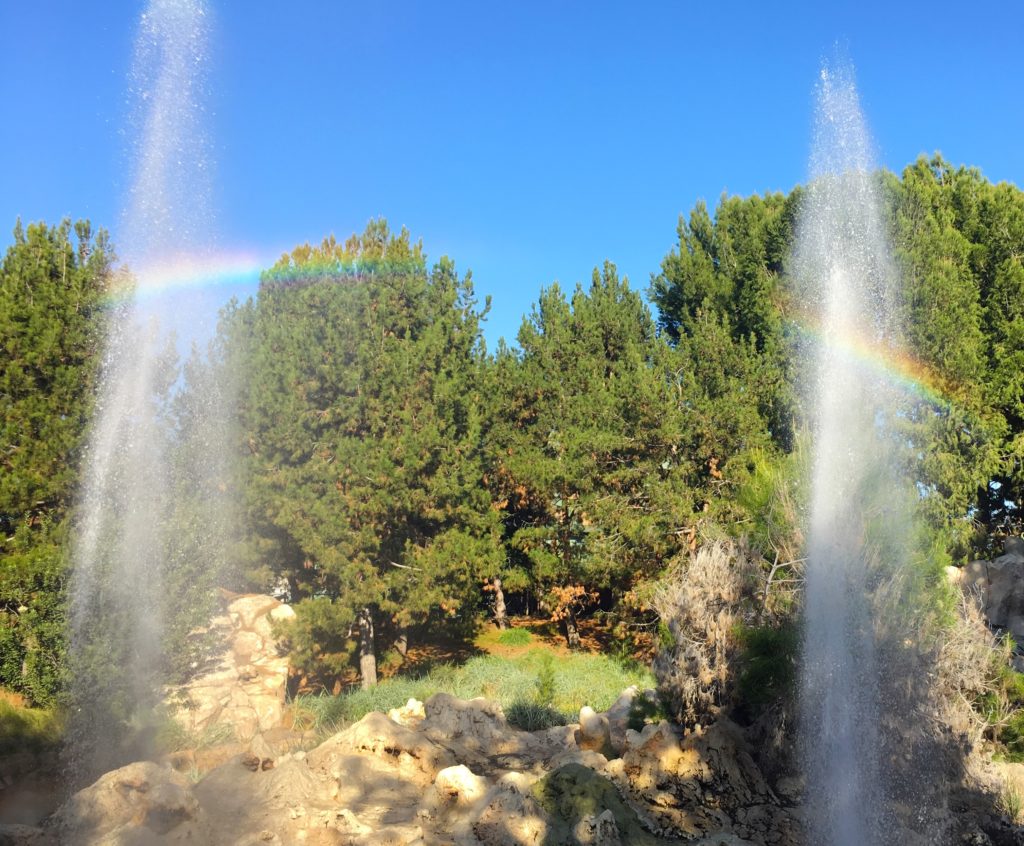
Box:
[0,697,64,755]
[226,220,503,685]
[536,652,556,706]
[626,691,666,731]
[6,158,1024,716]
[0,219,112,704]
[506,701,570,731]
[998,780,1024,825]
[981,661,1024,762]
[486,263,697,642]
[497,628,533,646]
[734,623,799,709]
[154,713,236,754]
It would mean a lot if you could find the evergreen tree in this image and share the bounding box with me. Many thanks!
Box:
[228,220,501,687]
[0,219,112,703]
[487,264,695,646]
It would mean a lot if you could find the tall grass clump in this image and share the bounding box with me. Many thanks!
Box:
[496,628,533,647]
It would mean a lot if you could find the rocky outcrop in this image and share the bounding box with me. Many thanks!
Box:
[958,538,1024,644]
[30,691,800,846]
[166,594,295,743]
[606,718,797,845]
[47,761,208,845]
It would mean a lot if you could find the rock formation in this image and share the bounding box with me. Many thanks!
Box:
[955,539,1024,644]
[2,691,803,846]
[166,593,296,743]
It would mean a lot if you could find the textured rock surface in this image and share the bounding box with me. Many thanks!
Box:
[40,690,806,845]
[166,594,294,744]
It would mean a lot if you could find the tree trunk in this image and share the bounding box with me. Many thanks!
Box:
[358,607,377,688]
[395,626,409,659]
[493,578,508,629]
[565,610,581,650]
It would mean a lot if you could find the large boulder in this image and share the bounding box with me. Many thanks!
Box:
[960,539,1024,642]
[608,719,798,845]
[308,711,456,785]
[165,594,294,745]
[47,761,208,845]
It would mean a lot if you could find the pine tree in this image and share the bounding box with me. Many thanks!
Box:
[487,263,695,646]
[0,219,112,703]
[228,220,501,687]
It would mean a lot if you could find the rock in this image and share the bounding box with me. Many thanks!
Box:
[1007,537,1024,558]
[388,698,426,728]
[985,556,1024,640]
[422,693,508,752]
[965,561,991,596]
[0,825,56,846]
[48,761,206,844]
[774,775,804,805]
[534,763,662,845]
[602,687,640,755]
[575,706,613,756]
[228,595,280,631]
[433,764,489,807]
[692,835,756,846]
[573,809,622,845]
[615,719,798,843]
[164,593,292,754]
[308,711,455,784]
[469,772,549,846]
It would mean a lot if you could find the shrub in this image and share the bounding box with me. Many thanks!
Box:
[506,701,569,731]
[735,623,799,709]
[651,540,761,727]
[0,697,64,754]
[536,653,556,706]
[497,628,533,647]
[626,691,666,731]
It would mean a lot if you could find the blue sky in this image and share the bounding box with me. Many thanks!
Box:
[2,1,1022,347]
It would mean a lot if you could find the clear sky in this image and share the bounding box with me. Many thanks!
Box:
[2,1,1021,348]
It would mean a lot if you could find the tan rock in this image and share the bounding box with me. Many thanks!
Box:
[48,761,208,845]
[228,595,280,630]
[388,698,426,728]
[575,706,612,754]
[308,712,455,784]
[573,809,622,846]
[469,772,548,846]
[233,631,266,663]
[433,764,489,807]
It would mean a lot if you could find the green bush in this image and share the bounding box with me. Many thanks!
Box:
[536,653,556,706]
[626,691,666,731]
[497,628,533,646]
[735,623,799,709]
[506,701,570,731]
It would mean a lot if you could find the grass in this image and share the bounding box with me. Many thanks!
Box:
[0,697,64,755]
[1000,780,1024,824]
[506,701,570,731]
[496,628,534,647]
[290,648,654,738]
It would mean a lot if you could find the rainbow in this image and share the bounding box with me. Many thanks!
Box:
[103,250,268,307]
[785,313,957,411]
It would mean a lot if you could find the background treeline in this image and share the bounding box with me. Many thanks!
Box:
[2,155,1022,703]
